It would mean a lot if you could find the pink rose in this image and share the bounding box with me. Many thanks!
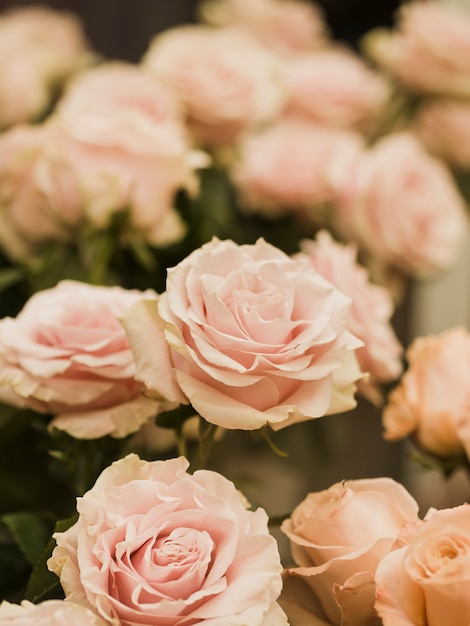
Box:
[375,503,470,626]
[363,1,470,97]
[383,326,470,459]
[296,230,403,403]
[232,117,363,220]
[0,600,106,625]
[0,280,163,439]
[280,478,420,626]
[121,237,363,431]
[284,48,390,131]
[333,132,468,278]
[198,0,329,57]
[0,6,91,129]
[142,25,285,147]
[51,62,207,247]
[48,454,287,626]
[414,98,470,169]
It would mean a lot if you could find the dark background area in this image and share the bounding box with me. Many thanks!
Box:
[0,0,402,62]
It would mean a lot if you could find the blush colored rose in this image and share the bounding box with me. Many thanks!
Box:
[121,237,363,431]
[142,25,285,147]
[0,5,91,129]
[382,326,470,459]
[414,98,470,170]
[375,503,470,626]
[0,280,163,439]
[0,600,106,625]
[284,48,390,131]
[232,117,363,220]
[50,62,207,247]
[296,230,403,403]
[363,1,470,98]
[48,454,287,626]
[198,0,329,57]
[333,132,468,278]
[280,478,420,625]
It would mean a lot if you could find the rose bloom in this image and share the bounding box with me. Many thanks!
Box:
[414,98,470,170]
[284,48,390,132]
[363,1,470,98]
[48,454,287,626]
[0,280,163,440]
[232,117,363,220]
[280,478,420,626]
[142,25,285,148]
[383,326,470,460]
[375,503,470,626]
[0,5,91,129]
[50,62,207,247]
[0,600,106,626]
[198,0,329,57]
[296,230,403,403]
[121,237,363,431]
[333,132,468,278]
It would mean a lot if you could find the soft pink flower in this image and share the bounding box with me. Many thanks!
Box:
[363,1,470,97]
[333,132,468,278]
[296,230,403,403]
[0,280,163,439]
[121,237,363,431]
[51,62,207,247]
[383,326,470,459]
[232,117,363,220]
[375,504,470,626]
[48,454,287,626]
[284,48,390,131]
[142,25,285,147]
[0,5,91,129]
[0,600,106,625]
[199,0,329,57]
[281,478,420,626]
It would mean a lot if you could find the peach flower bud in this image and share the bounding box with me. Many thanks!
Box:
[284,48,390,131]
[0,600,106,625]
[198,0,329,57]
[142,25,285,148]
[281,477,420,625]
[363,1,470,98]
[375,504,470,626]
[383,326,470,459]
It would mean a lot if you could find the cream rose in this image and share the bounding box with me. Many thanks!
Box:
[383,326,470,459]
[0,600,106,625]
[280,478,420,625]
[0,280,162,439]
[122,237,363,431]
[48,454,287,626]
[375,504,470,626]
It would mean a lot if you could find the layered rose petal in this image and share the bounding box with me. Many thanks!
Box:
[0,600,106,626]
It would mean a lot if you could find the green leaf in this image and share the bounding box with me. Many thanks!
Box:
[0,267,24,292]
[1,512,50,567]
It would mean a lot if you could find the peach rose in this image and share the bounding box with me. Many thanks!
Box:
[121,237,363,431]
[0,600,106,625]
[51,62,207,247]
[232,117,363,220]
[296,230,403,403]
[281,478,420,625]
[0,280,163,439]
[142,25,285,147]
[48,454,287,626]
[414,98,470,170]
[0,6,91,129]
[363,1,470,98]
[375,503,470,626]
[284,48,390,131]
[333,132,468,278]
[383,326,470,459]
[198,0,329,57]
